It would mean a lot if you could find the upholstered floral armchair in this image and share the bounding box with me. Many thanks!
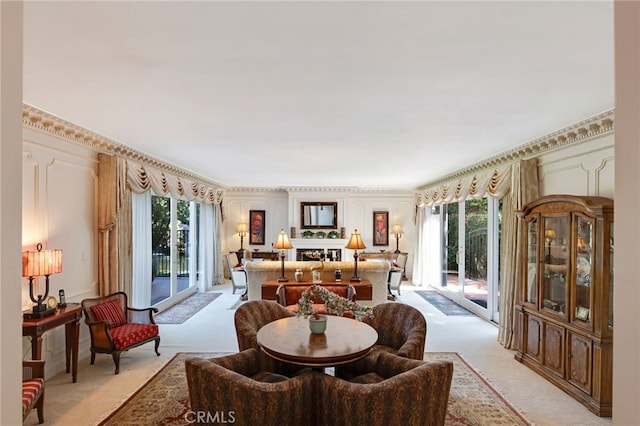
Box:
[81,292,160,374]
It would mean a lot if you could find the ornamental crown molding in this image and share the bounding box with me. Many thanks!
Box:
[418,109,614,189]
[22,104,227,191]
[227,186,413,194]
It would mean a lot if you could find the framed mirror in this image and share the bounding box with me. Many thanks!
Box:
[301,202,338,229]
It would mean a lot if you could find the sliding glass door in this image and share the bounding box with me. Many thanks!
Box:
[438,197,500,321]
[151,195,197,307]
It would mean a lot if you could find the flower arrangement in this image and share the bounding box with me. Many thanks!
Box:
[296,285,374,321]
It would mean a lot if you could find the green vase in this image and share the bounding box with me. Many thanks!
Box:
[308,315,327,334]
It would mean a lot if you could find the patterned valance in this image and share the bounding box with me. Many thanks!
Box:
[415,165,511,207]
[126,159,224,205]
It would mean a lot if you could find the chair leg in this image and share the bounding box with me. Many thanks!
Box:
[112,352,121,374]
[36,392,45,424]
[90,350,96,365]
[154,336,161,356]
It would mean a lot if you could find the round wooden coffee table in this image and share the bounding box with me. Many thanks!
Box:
[256,316,378,367]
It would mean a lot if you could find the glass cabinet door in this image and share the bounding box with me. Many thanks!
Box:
[525,218,538,305]
[542,216,569,315]
[609,222,614,329]
[574,215,593,324]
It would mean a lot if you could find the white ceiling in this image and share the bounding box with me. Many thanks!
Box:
[22,1,614,190]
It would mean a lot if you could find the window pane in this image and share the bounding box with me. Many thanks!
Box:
[177,199,190,293]
[442,203,459,290]
[151,195,171,305]
[464,198,488,308]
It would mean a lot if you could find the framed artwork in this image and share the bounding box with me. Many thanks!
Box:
[249,210,266,245]
[373,211,389,246]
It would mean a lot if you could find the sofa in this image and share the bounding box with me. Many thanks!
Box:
[185,349,453,426]
[244,260,390,305]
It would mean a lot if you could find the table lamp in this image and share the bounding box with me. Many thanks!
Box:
[392,224,404,253]
[22,243,63,319]
[273,229,293,282]
[236,223,248,265]
[345,229,366,282]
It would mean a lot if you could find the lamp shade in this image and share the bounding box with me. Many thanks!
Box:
[545,229,556,239]
[345,230,366,250]
[273,229,293,250]
[237,223,248,235]
[22,245,63,277]
[392,224,404,235]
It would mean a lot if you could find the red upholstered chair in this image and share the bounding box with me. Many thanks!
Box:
[23,360,45,424]
[81,292,160,374]
[275,284,357,317]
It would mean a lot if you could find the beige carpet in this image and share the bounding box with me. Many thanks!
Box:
[97,352,531,426]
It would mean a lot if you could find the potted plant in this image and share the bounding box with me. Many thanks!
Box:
[296,285,374,333]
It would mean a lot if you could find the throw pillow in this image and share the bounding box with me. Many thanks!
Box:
[91,298,127,327]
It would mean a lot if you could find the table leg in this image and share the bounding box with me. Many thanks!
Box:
[65,318,80,382]
[65,323,71,373]
[31,329,44,360]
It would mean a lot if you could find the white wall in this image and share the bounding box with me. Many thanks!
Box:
[21,126,99,377]
[538,134,614,198]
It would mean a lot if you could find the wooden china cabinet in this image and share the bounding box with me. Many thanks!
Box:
[514,195,613,417]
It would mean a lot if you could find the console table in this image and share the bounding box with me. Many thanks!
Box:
[262,279,372,301]
[250,251,279,261]
[23,303,82,383]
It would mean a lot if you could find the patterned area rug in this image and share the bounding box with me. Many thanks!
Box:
[97,352,531,426]
[153,293,222,324]
[415,291,474,315]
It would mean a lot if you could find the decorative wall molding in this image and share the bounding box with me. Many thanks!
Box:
[22,104,226,191]
[23,103,613,196]
[418,109,615,189]
[228,186,414,194]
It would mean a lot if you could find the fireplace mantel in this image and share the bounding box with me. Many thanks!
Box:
[289,238,347,261]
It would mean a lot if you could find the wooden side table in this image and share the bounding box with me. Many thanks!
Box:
[22,303,82,383]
